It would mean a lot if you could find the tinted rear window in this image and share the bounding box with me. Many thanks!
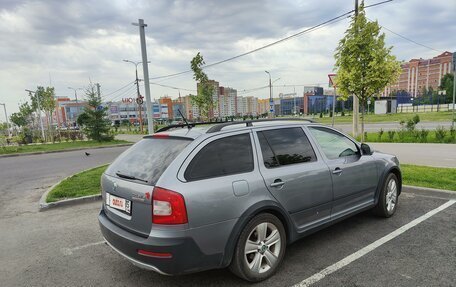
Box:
[106,137,191,185]
[184,133,254,181]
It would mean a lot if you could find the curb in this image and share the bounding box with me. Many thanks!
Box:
[0,143,133,158]
[39,164,107,211]
[403,185,455,196]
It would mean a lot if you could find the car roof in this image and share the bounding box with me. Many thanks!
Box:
[151,119,319,140]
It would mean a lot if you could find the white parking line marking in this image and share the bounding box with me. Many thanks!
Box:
[61,240,106,255]
[293,199,456,287]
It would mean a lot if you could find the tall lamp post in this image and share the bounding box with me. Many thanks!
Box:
[265,70,273,118]
[25,89,45,141]
[123,59,150,133]
[0,103,11,138]
[68,87,82,127]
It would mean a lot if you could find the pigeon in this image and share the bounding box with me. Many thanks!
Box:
[85,152,91,156]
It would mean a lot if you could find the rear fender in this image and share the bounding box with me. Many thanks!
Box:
[220,200,295,268]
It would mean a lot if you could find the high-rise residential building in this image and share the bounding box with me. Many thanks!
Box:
[236,96,248,116]
[384,51,453,97]
[219,87,237,117]
[257,98,270,115]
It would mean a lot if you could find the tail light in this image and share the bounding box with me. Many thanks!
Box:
[152,187,188,225]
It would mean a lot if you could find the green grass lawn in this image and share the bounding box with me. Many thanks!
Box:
[313,111,453,124]
[362,130,456,144]
[0,140,130,155]
[45,162,455,204]
[46,164,109,203]
[401,164,456,191]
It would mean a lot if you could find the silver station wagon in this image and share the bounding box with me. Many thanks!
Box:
[99,119,401,282]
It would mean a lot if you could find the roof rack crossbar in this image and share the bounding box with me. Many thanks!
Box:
[155,120,230,133]
[206,118,315,133]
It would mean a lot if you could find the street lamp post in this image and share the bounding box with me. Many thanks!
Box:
[265,71,273,118]
[25,89,45,141]
[123,59,150,133]
[0,103,11,138]
[68,87,82,127]
[67,87,82,103]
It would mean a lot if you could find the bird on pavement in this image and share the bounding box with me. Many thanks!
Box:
[85,152,91,156]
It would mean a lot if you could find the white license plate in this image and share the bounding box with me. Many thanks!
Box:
[106,192,131,214]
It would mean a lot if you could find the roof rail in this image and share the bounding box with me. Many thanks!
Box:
[206,118,315,133]
[155,120,229,133]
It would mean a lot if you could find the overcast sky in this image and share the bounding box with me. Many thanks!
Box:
[0,0,455,116]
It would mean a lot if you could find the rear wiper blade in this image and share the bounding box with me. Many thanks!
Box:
[115,172,148,183]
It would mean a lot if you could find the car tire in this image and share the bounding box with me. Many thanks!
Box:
[373,173,399,218]
[229,213,286,282]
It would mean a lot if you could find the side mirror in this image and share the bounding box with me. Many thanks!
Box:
[361,143,372,155]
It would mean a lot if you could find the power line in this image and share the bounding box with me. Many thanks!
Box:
[148,12,353,81]
[103,80,136,97]
[105,84,138,101]
[147,0,392,82]
[369,17,444,53]
[150,82,196,92]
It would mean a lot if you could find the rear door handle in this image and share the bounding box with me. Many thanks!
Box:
[270,180,285,188]
[332,167,343,175]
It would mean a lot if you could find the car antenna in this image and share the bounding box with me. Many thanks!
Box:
[178,109,191,130]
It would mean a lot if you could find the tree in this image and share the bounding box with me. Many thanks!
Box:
[190,52,214,120]
[10,102,33,128]
[33,86,56,140]
[334,2,401,142]
[77,83,113,142]
[440,73,454,103]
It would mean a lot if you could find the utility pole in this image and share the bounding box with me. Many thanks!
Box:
[0,103,11,138]
[25,89,45,141]
[352,0,360,137]
[133,19,154,134]
[123,59,149,133]
[452,51,455,129]
[265,70,274,118]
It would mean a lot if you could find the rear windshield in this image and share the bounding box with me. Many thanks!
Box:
[105,137,191,185]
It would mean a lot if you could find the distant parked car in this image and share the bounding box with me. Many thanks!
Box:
[99,119,401,282]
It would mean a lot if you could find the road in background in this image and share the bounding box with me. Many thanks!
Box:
[370,143,456,168]
[334,121,451,133]
[0,146,128,219]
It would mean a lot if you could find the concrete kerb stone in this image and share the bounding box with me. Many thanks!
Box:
[0,143,133,158]
[39,164,107,211]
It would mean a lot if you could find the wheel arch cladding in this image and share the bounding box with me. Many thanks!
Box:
[220,201,294,268]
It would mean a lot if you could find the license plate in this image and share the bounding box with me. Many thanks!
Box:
[106,192,131,214]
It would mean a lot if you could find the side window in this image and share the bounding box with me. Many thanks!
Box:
[257,127,317,168]
[184,133,254,181]
[309,127,359,160]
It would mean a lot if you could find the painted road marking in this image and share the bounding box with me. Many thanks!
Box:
[61,240,106,255]
[293,199,456,287]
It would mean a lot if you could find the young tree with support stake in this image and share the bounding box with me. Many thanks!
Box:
[334,2,401,142]
[190,52,214,120]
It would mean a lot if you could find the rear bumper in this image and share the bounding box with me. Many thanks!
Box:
[98,210,222,275]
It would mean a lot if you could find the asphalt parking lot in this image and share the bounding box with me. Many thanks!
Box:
[1,185,455,286]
